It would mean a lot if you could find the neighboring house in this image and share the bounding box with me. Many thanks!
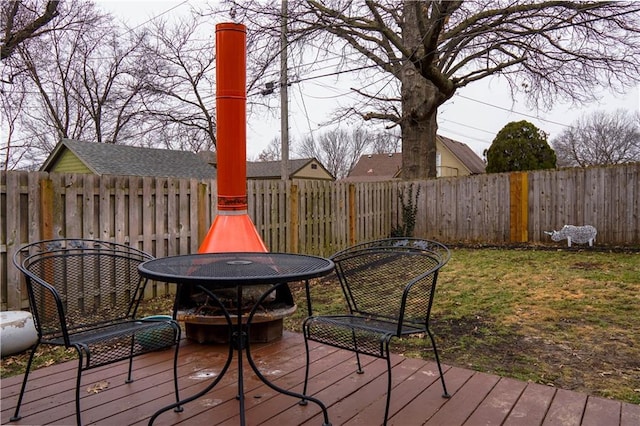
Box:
[246,158,335,181]
[42,139,333,182]
[347,153,403,181]
[41,139,216,180]
[437,135,486,177]
[201,153,334,181]
[346,135,485,181]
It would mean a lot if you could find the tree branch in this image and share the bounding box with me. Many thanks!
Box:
[1,1,60,60]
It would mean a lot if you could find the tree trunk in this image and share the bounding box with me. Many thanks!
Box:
[400,1,449,180]
[400,67,440,179]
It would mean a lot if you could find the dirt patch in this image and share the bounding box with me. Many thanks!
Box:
[570,262,602,270]
[393,314,640,404]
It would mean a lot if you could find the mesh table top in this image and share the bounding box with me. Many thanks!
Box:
[139,252,334,288]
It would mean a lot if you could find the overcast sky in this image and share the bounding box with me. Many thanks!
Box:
[99,0,640,159]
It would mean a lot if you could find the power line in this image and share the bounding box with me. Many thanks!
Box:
[438,126,492,146]
[439,117,496,135]
[453,94,570,127]
[295,83,317,142]
[112,0,191,36]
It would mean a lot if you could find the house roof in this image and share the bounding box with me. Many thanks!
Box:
[438,135,486,174]
[41,139,216,180]
[246,158,334,179]
[346,135,485,180]
[345,153,402,181]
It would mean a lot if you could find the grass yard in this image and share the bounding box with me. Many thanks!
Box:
[285,247,640,405]
[437,248,639,405]
[2,247,639,405]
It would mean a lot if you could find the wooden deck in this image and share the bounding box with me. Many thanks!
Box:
[2,331,638,426]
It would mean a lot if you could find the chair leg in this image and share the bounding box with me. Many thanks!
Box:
[383,341,392,426]
[75,354,84,426]
[172,329,183,413]
[351,330,364,374]
[426,328,450,398]
[299,331,312,406]
[126,337,135,383]
[126,356,135,383]
[354,352,364,374]
[9,343,39,422]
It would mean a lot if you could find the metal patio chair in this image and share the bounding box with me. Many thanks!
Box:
[302,238,451,425]
[10,238,182,426]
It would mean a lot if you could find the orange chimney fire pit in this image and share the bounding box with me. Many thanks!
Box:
[176,23,296,344]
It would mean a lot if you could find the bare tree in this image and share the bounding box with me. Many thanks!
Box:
[257,137,282,161]
[2,2,276,169]
[0,2,158,168]
[74,25,149,145]
[138,6,288,153]
[552,109,640,167]
[1,0,60,60]
[138,14,218,152]
[0,74,30,170]
[369,129,401,154]
[230,1,640,179]
[296,127,370,178]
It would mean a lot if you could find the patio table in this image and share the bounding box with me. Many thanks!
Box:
[138,252,334,426]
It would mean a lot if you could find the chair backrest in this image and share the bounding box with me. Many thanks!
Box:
[333,238,450,258]
[331,239,449,332]
[13,239,154,343]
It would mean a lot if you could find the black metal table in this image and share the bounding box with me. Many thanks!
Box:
[138,252,334,426]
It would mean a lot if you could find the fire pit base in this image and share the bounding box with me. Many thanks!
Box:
[183,320,284,344]
[177,304,297,344]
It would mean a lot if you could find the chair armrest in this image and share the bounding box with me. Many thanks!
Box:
[17,266,72,344]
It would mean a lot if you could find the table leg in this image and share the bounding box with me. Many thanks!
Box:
[148,285,235,426]
[245,282,332,426]
[236,284,247,426]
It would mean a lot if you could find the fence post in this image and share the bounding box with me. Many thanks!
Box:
[290,184,299,253]
[40,176,54,241]
[38,175,57,319]
[349,183,356,246]
[197,182,208,247]
[509,172,528,243]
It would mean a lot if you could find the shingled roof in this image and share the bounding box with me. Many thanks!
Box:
[246,158,333,180]
[346,153,403,181]
[41,139,216,180]
[346,135,485,180]
[439,135,486,174]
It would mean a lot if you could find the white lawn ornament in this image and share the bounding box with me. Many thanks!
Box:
[545,225,597,247]
[1,311,38,356]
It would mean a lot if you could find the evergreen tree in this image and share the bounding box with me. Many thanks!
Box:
[485,121,556,173]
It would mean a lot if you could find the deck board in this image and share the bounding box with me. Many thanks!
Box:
[621,402,640,426]
[425,371,501,425]
[502,382,556,426]
[1,331,633,426]
[582,396,622,426]
[463,377,527,425]
[542,388,588,426]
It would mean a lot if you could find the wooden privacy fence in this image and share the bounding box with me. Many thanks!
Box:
[2,163,639,310]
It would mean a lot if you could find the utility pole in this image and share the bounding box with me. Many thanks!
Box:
[280,0,289,180]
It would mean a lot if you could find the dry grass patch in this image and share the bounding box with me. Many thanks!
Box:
[289,247,640,405]
[421,248,639,404]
